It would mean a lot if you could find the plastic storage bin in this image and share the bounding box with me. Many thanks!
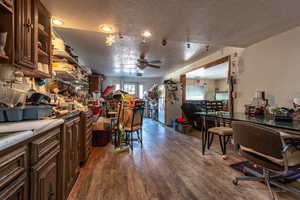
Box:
[23,105,53,120]
[0,108,6,122]
[5,107,24,122]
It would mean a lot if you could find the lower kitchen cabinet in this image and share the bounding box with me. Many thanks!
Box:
[30,146,60,200]
[0,118,82,200]
[0,174,28,200]
[0,146,29,200]
[62,116,81,200]
[30,127,61,200]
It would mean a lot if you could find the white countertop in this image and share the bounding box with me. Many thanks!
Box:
[0,119,65,151]
[0,119,64,135]
[0,131,34,151]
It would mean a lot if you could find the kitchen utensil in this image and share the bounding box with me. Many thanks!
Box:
[0,32,7,56]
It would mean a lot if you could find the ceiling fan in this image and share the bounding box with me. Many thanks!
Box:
[136,54,161,70]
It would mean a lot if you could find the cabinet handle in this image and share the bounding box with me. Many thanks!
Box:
[24,19,33,32]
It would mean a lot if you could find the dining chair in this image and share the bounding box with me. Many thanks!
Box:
[232,121,300,200]
[123,106,144,149]
[206,116,233,155]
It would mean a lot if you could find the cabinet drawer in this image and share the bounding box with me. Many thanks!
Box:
[0,173,28,200]
[0,146,28,189]
[31,127,61,164]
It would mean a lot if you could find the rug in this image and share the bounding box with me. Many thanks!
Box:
[230,161,300,184]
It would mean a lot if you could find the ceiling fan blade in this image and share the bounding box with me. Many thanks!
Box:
[147,64,160,69]
[148,60,162,64]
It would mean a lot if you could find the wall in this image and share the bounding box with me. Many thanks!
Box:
[215,78,228,92]
[164,47,244,81]
[165,26,300,115]
[235,26,300,111]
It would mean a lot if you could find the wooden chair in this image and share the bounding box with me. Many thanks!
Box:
[122,106,144,149]
[206,116,233,155]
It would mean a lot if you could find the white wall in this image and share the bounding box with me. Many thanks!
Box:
[235,26,300,111]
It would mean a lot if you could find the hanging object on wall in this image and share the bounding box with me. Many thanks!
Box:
[105,35,116,46]
[206,45,210,51]
[161,39,167,46]
[186,35,191,49]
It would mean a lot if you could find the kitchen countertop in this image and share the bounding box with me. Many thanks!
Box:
[0,119,64,135]
[0,131,34,151]
[0,119,64,152]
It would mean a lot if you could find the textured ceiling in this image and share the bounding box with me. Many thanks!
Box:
[187,62,228,79]
[42,0,300,77]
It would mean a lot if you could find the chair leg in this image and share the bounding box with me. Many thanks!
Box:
[264,169,277,200]
[202,130,208,155]
[207,132,215,150]
[219,135,226,155]
[130,131,133,150]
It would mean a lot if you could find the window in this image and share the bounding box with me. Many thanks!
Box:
[139,84,144,99]
[186,85,204,100]
[216,92,229,101]
[123,83,136,95]
[115,84,120,90]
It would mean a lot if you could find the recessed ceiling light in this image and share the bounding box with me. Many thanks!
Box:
[99,24,115,33]
[142,30,152,38]
[52,19,63,25]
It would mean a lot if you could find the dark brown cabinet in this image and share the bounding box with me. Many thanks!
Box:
[0,146,29,200]
[80,111,93,165]
[0,174,28,200]
[14,0,36,69]
[89,74,104,93]
[62,117,80,200]
[30,127,61,200]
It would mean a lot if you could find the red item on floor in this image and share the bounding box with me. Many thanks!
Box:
[92,130,111,146]
[176,117,186,123]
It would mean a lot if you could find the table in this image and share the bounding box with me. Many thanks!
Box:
[193,112,300,154]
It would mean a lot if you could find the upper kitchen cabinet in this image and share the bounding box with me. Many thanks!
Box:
[14,0,36,69]
[36,0,52,78]
[0,1,14,64]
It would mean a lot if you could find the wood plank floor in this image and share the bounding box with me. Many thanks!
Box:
[68,119,299,200]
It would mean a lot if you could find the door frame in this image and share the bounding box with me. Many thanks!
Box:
[180,56,234,112]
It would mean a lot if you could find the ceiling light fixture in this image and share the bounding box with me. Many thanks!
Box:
[52,19,63,25]
[99,24,115,34]
[142,30,152,38]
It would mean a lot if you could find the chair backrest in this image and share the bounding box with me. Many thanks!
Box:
[232,121,283,159]
[181,103,197,123]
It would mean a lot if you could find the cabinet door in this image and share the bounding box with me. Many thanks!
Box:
[31,147,60,200]
[0,174,28,200]
[64,120,74,193]
[14,0,36,68]
[72,118,80,177]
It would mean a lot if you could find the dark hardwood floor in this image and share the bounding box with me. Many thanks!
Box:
[68,119,299,200]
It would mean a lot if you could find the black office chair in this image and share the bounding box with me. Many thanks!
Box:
[181,103,202,130]
[232,121,300,199]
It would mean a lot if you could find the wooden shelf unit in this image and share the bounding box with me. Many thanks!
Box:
[37,1,52,77]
